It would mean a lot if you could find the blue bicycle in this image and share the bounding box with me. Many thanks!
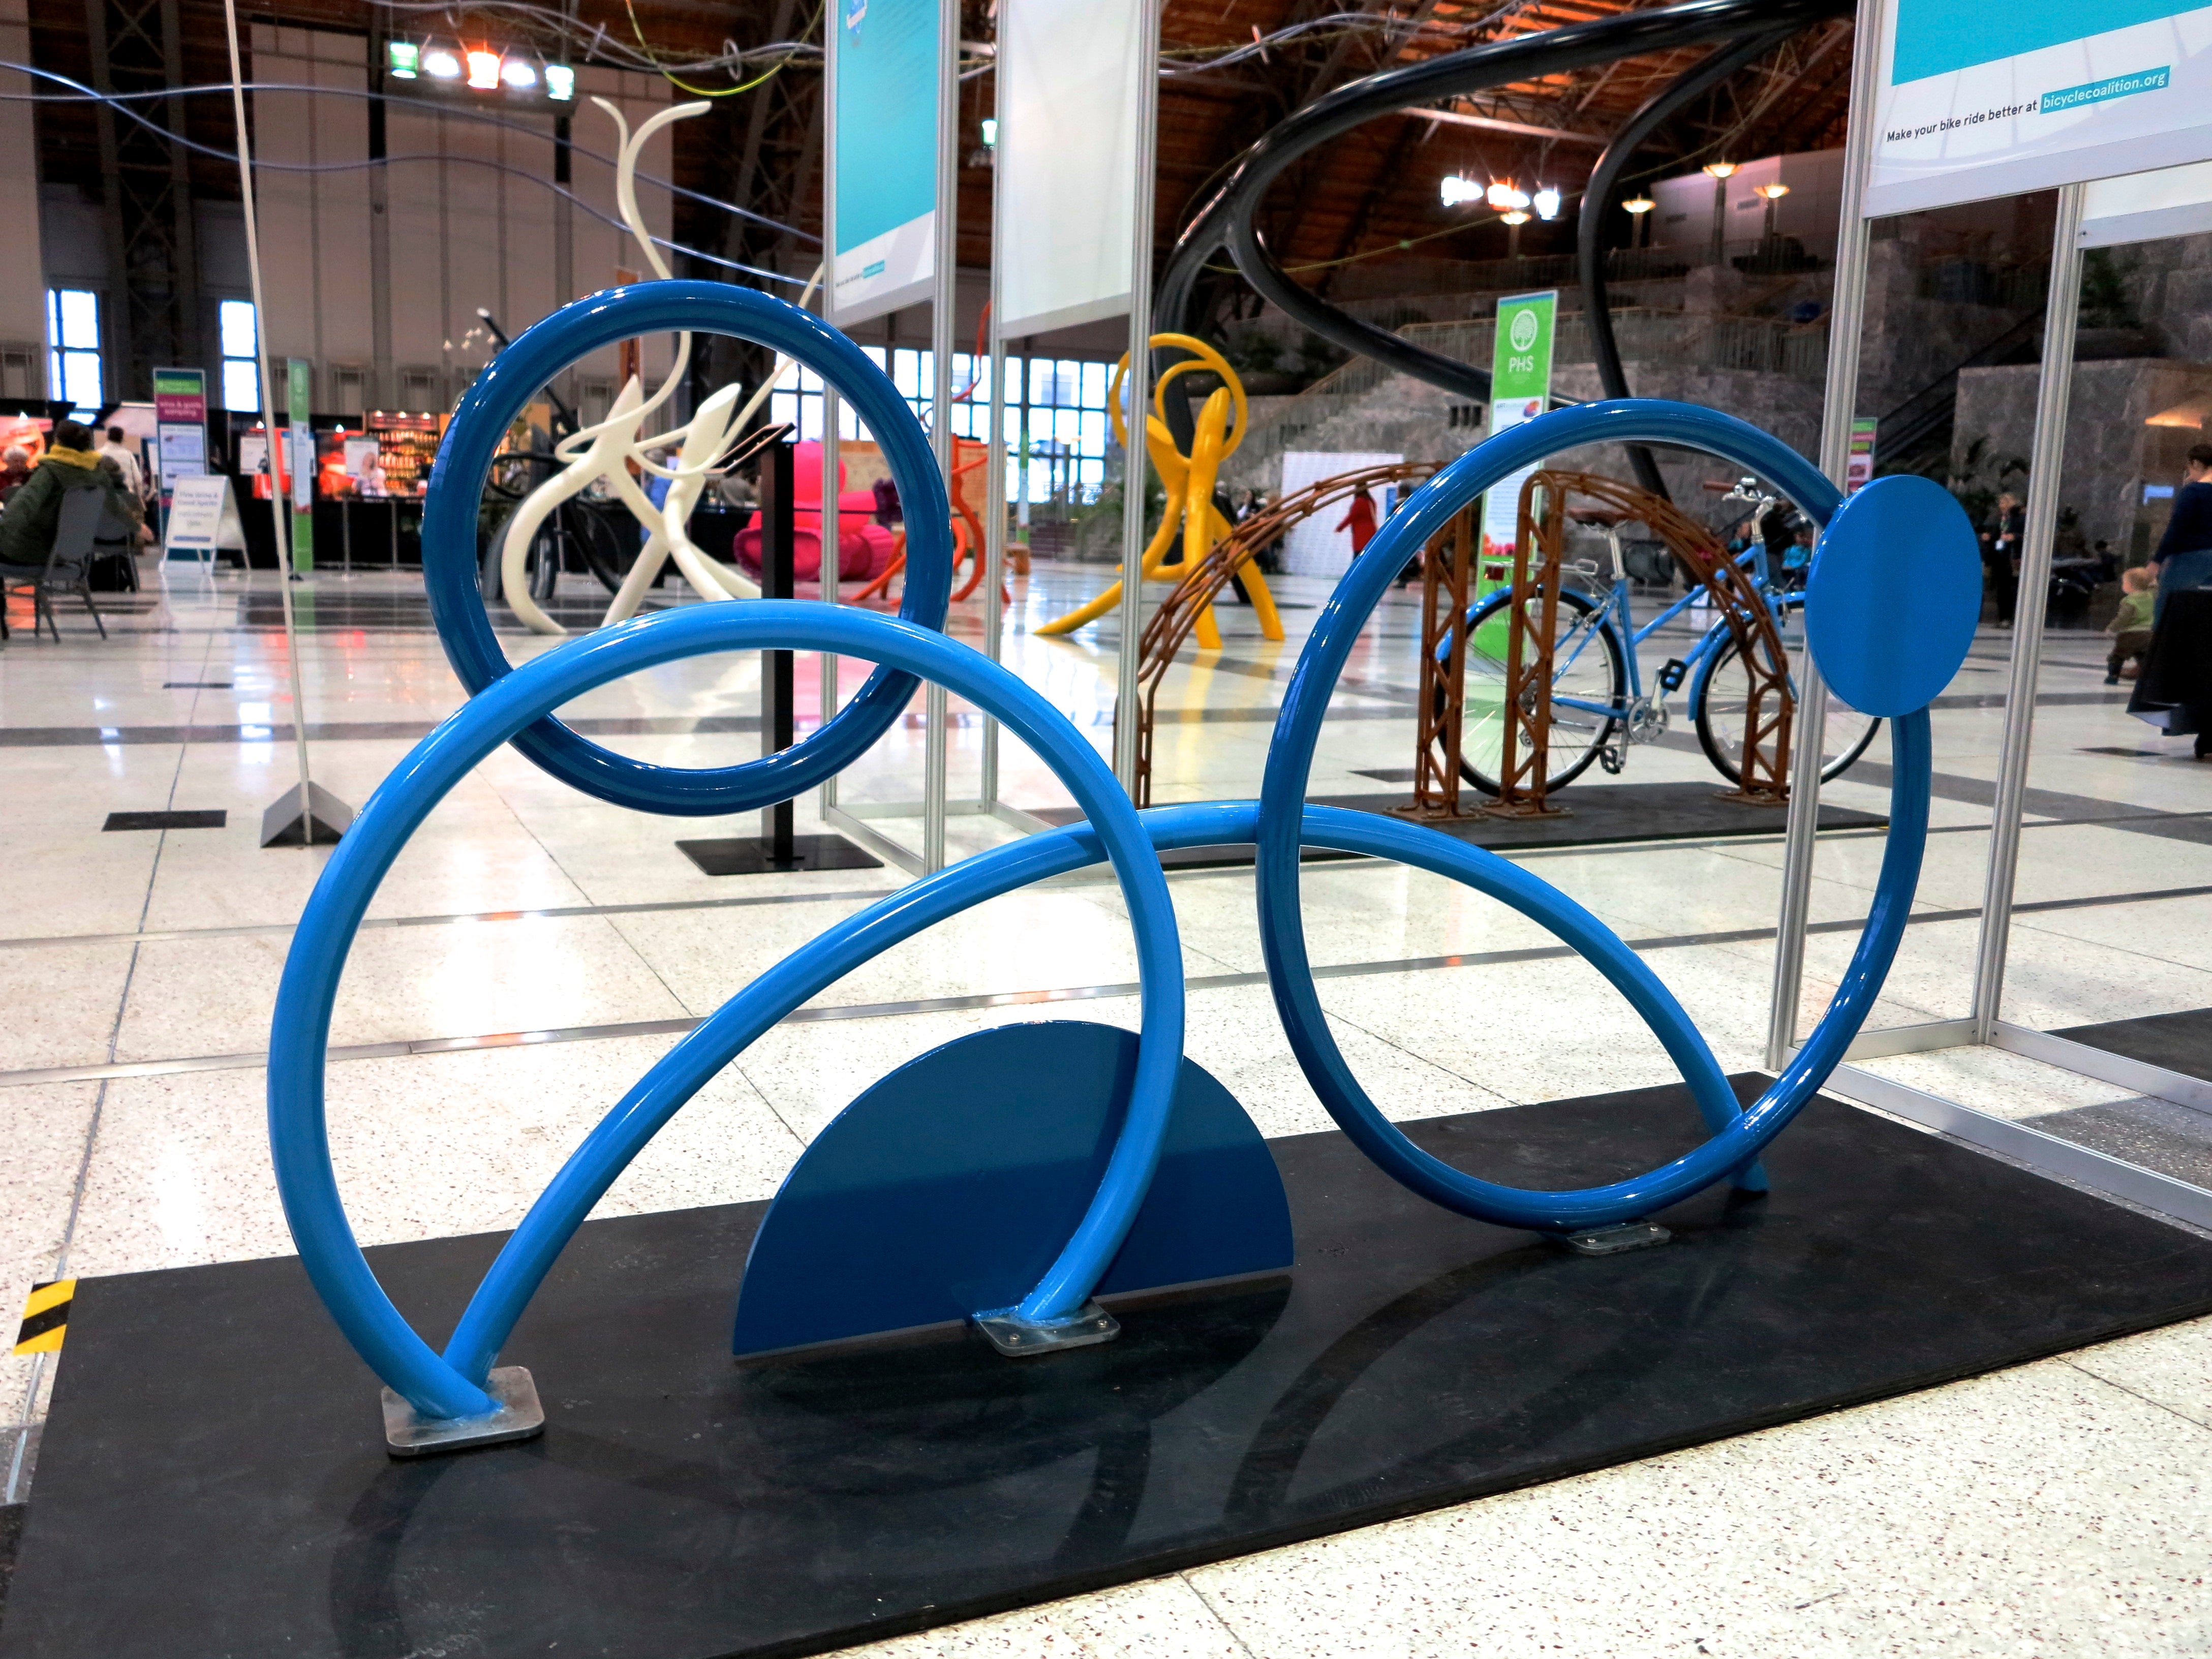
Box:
[1441,480,1882,794]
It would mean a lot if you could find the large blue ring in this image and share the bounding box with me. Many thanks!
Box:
[422,281,954,816]
[268,604,1182,1420]
[1254,398,1928,1232]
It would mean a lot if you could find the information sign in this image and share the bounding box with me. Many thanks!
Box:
[151,366,207,507]
[1868,1,2212,215]
[1479,291,1558,564]
[163,473,244,562]
[995,1,1148,336]
[827,0,941,324]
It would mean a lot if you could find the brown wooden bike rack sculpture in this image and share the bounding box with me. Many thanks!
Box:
[1433,471,1798,812]
[1404,502,1486,821]
[1126,461,1437,808]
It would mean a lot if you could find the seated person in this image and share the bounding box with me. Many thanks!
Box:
[2106,564,2156,684]
[0,445,30,504]
[0,420,141,572]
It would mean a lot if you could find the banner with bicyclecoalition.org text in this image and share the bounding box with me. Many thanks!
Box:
[1866,0,2212,216]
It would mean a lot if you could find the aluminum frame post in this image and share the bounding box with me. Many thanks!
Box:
[921,0,959,873]
[982,222,1007,812]
[1112,0,1161,795]
[822,376,836,818]
[1764,0,1880,1070]
[1971,182,2086,1042]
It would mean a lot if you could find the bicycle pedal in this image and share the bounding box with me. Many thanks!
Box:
[1599,745,1625,775]
[1657,657,1688,693]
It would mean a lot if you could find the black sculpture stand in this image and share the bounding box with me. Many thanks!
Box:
[679,438,876,878]
[8,1080,2212,1659]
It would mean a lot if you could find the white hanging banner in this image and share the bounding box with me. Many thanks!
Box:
[826,0,942,326]
[995,0,1147,336]
[1867,1,2212,216]
[2079,156,2212,245]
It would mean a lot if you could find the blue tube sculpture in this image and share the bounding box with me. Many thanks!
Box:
[268,278,1982,1443]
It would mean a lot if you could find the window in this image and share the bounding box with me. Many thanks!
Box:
[46,289,102,416]
[219,299,261,412]
[766,347,1115,508]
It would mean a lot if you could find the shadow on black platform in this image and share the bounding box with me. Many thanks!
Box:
[6,1079,2209,1659]
[1037,782,1883,870]
[2052,1006,2212,1084]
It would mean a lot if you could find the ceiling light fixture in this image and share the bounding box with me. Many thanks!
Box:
[1532,186,1562,221]
[386,42,420,79]
[502,59,538,89]
[1440,174,1482,207]
[545,64,576,101]
[422,47,463,79]
[466,49,502,90]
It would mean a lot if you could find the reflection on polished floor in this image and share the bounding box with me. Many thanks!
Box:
[5,559,2212,1654]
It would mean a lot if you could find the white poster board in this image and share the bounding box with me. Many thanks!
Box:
[163,473,244,559]
[2080,157,2212,244]
[1279,451,1403,579]
[995,0,1146,336]
[1868,1,2212,216]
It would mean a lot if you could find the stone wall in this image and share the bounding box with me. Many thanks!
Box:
[1952,358,2212,556]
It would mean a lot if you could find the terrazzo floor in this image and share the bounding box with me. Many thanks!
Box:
[1,555,2209,1655]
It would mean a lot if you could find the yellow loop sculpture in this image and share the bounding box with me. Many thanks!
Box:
[1036,334,1283,644]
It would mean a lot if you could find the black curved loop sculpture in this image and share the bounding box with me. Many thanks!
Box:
[1155,0,1849,448]
[1577,26,1803,499]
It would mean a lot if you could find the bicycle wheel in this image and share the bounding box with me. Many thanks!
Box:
[1432,587,1626,795]
[1694,624,1881,785]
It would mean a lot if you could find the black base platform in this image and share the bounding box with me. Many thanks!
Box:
[676,833,882,876]
[7,1079,2210,1659]
[1041,782,1884,870]
[2053,1006,2212,1084]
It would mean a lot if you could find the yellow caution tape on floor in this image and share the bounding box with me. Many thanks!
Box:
[12,1278,74,1355]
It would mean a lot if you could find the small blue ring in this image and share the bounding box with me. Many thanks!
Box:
[422,280,954,816]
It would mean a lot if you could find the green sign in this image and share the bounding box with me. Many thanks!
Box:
[286,357,314,571]
[1490,290,1558,405]
[1473,290,1559,648]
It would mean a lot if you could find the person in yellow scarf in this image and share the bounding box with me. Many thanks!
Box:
[0,419,139,571]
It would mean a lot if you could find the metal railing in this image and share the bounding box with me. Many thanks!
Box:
[1227,310,1830,483]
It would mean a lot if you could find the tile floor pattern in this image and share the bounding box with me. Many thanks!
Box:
[3,559,2211,1654]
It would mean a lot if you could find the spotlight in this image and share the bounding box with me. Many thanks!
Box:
[502,59,539,89]
[466,49,502,90]
[1440,174,1482,207]
[1622,196,1655,214]
[423,47,463,79]
[1703,161,1737,179]
[386,41,420,80]
[981,116,997,148]
[545,64,576,101]
[1532,186,1562,221]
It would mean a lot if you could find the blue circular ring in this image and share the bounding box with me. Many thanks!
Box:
[269,603,1184,1419]
[422,280,955,816]
[1252,399,1934,1233]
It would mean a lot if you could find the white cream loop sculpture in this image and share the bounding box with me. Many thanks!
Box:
[500,98,824,635]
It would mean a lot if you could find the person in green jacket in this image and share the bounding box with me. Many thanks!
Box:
[0,420,140,572]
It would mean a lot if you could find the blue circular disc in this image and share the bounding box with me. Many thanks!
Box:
[1804,474,1981,718]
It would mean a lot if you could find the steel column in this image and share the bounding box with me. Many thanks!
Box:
[1113,0,1161,795]
[1971,183,2086,1041]
[1764,0,1881,1071]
